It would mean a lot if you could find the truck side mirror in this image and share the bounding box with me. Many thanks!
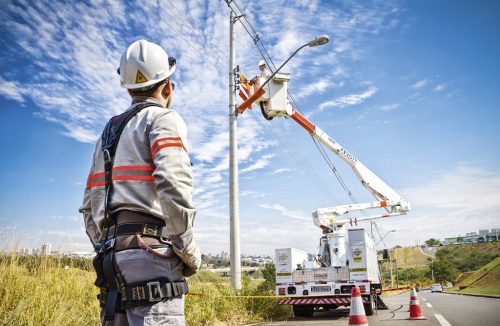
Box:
[383,249,389,260]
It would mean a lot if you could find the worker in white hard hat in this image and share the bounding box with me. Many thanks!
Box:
[79,39,200,326]
[250,59,271,86]
[258,59,271,78]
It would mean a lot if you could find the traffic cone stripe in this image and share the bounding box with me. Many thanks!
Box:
[349,315,368,324]
[407,287,427,320]
[349,286,369,326]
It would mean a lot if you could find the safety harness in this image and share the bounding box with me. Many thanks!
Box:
[93,101,188,322]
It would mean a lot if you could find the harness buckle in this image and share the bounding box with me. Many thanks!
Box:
[142,224,159,236]
[104,238,115,251]
[94,242,104,254]
[147,281,163,302]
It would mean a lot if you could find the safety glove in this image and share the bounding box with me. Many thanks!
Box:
[170,229,201,277]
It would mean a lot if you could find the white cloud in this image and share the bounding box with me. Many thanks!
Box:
[411,78,430,89]
[297,79,332,98]
[272,168,292,174]
[380,103,400,112]
[260,203,310,221]
[402,165,500,213]
[375,165,500,248]
[319,86,378,110]
[0,78,26,102]
[434,83,446,92]
[240,154,274,173]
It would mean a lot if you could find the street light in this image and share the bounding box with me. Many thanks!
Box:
[376,229,396,288]
[260,35,330,89]
[376,229,396,247]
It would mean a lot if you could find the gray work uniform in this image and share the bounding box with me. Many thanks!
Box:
[79,97,196,326]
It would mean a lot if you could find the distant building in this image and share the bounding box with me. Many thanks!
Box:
[41,243,52,256]
[443,228,499,244]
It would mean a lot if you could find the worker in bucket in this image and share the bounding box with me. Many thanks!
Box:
[79,39,200,326]
[250,59,271,86]
[258,59,271,78]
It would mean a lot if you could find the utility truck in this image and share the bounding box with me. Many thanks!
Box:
[237,58,410,317]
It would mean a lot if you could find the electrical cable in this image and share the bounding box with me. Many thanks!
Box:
[158,1,225,66]
[164,0,228,65]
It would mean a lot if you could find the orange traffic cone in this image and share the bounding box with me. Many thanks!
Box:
[407,287,427,320]
[349,286,368,326]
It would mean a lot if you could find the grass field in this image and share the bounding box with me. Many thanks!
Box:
[449,257,500,295]
[390,246,430,269]
[0,254,291,326]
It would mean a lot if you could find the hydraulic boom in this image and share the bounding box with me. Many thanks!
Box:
[237,71,411,230]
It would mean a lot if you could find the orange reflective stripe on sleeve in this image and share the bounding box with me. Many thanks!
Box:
[150,137,187,159]
[112,175,155,182]
[86,165,156,188]
[112,165,155,172]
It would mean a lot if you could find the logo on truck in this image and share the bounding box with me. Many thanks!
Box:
[278,253,289,264]
[314,273,328,279]
[339,147,357,165]
[353,248,363,263]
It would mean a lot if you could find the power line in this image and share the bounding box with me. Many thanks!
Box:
[158,1,226,66]
[271,122,338,203]
[164,0,228,64]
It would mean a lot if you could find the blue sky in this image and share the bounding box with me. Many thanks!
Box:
[0,0,499,255]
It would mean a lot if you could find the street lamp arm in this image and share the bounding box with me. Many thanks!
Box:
[260,43,309,89]
[376,229,396,247]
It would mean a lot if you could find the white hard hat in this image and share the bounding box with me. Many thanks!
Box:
[258,60,266,67]
[118,39,176,90]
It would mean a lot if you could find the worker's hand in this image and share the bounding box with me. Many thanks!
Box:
[170,229,201,277]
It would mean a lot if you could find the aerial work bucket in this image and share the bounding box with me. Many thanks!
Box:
[257,72,293,118]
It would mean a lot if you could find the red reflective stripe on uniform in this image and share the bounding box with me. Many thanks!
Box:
[113,175,155,182]
[113,165,155,172]
[150,137,183,152]
[86,175,155,188]
[88,172,105,179]
[88,166,154,180]
[87,181,105,188]
[151,143,186,159]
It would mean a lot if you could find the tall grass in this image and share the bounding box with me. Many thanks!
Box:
[0,254,291,325]
[0,254,99,325]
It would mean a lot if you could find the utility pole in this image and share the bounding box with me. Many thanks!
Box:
[389,252,394,288]
[228,9,241,290]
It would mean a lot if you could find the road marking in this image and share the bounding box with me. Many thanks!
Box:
[426,303,433,308]
[435,314,452,326]
[422,297,427,301]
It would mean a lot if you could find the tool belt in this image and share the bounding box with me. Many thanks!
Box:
[93,210,188,321]
[96,210,171,253]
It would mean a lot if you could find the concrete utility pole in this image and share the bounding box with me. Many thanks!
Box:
[228,10,241,290]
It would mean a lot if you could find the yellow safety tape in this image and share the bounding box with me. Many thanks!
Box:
[187,293,354,299]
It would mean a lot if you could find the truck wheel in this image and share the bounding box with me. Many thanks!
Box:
[293,305,314,318]
[363,295,375,316]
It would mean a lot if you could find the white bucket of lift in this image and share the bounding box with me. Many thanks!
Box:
[257,72,293,118]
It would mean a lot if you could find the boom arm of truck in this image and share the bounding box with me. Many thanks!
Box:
[237,72,411,229]
[290,109,411,228]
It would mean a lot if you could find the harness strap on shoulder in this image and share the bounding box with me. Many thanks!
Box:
[101,102,162,228]
[97,101,163,321]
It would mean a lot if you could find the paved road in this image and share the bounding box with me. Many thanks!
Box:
[420,246,436,258]
[253,290,500,325]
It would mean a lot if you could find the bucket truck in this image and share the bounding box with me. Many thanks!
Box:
[238,70,411,317]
